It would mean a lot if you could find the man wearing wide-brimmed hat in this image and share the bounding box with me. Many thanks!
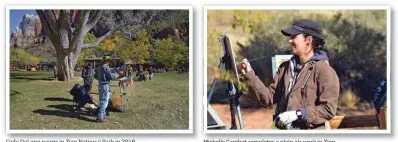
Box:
[95,55,119,122]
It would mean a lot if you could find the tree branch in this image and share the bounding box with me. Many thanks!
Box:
[36,10,53,36]
[70,10,90,52]
[117,22,148,30]
[121,30,132,40]
[85,10,104,31]
[146,11,159,26]
[72,10,85,35]
[82,29,112,49]
[117,22,148,40]
[59,10,72,42]
[37,10,60,52]
[43,10,59,35]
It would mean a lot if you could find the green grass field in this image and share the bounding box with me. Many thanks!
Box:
[9,71,189,130]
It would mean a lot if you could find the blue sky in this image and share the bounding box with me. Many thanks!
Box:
[9,10,37,35]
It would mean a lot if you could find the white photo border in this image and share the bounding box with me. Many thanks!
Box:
[203,6,391,134]
[6,5,193,134]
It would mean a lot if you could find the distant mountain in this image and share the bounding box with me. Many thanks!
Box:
[10,14,45,49]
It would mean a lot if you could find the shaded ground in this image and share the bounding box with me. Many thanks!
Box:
[10,71,189,130]
[209,85,378,130]
[211,103,378,130]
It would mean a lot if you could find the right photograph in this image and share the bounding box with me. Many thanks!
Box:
[205,7,390,132]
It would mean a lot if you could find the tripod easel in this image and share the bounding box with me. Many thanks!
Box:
[207,35,244,130]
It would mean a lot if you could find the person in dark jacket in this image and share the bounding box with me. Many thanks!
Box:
[240,19,339,129]
[140,65,144,81]
[82,63,94,94]
[70,84,96,112]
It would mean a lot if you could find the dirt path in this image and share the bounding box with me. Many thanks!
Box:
[211,104,274,129]
[211,103,377,130]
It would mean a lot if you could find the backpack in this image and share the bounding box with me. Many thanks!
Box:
[69,84,93,104]
[70,84,84,97]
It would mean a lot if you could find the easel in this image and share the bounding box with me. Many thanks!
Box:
[110,76,131,112]
[207,35,244,130]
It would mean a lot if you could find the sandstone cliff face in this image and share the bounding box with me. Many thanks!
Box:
[10,14,44,49]
[10,11,82,49]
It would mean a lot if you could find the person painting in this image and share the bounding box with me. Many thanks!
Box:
[240,19,340,129]
[95,56,121,122]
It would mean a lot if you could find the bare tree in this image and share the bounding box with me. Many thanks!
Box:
[36,10,111,81]
[118,10,162,40]
[117,10,189,40]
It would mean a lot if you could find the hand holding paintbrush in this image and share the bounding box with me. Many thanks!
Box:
[239,58,253,75]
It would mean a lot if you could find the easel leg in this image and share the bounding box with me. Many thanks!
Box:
[229,97,237,130]
[207,61,224,103]
[235,95,245,129]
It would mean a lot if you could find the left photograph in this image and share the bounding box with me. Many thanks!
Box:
[7,7,192,132]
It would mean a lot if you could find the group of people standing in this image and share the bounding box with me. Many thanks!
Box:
[81,56,125,122]
[135,65,155,81]
[81,57,164,122]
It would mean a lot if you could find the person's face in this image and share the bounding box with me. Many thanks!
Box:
[289,34,312,56]
[104,60,111,65]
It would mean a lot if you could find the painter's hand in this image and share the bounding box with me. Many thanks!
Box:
[119,71,125,76]
[240,58,252,74]
[275,111,298,129]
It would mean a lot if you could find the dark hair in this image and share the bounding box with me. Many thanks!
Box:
[303,34,325,53]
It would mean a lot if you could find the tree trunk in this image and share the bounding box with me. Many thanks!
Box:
[71,37,85,68]
[37,10,108,81]
[56,52,75,81]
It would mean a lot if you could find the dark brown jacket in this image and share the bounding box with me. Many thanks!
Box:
[244,52,339,129]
